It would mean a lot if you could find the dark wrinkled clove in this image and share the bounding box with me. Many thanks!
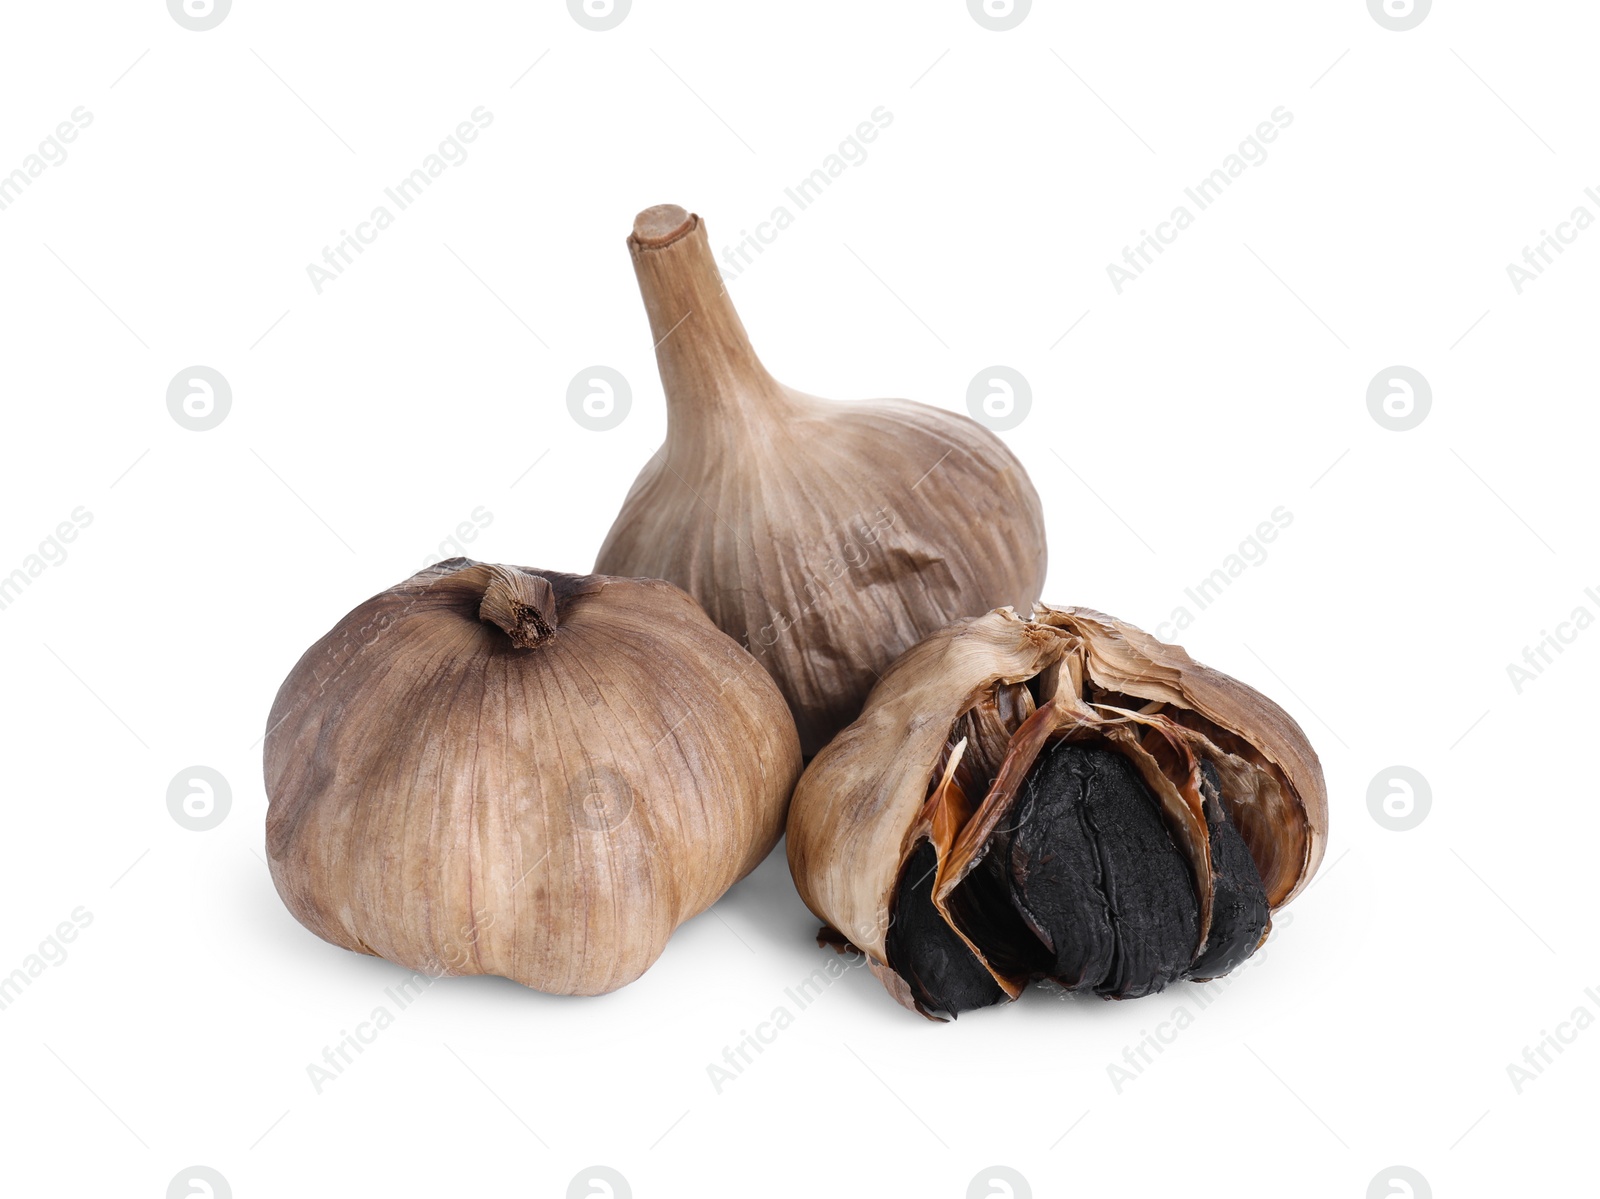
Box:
[1006,743,1199,1000]
[886,842,1005,1015]
[1187,760,1270,979]
[888,745,1271,1015]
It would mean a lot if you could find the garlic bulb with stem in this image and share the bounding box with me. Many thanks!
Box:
[786,605,1327,1018]
[595,204,1048,756]
[264,558,802,996]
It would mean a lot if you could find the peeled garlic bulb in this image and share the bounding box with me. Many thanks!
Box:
[785,605,1327,1018]
[264,558,802,996]
[595,205,1048,756]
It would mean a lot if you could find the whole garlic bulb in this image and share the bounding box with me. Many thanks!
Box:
[264,558,802,995]
[595,205,1048,756]
[786,605,1327,1018]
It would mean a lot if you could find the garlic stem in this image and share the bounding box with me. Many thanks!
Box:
[628,205,789,441]
[478,565,557,648]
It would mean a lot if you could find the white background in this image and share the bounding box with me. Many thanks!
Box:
[1,2,1594,1196]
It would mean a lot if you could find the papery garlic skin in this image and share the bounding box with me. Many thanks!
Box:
[787,609,1058,967]
[265,559,802,996]
[785,605,1327,1017]
[595,205,1048,756]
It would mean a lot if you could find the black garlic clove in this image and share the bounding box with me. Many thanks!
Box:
[999,746,1115,990]
[1186,760,1270,980]
[1006,743,1199,999]
[885,841,1005,1016]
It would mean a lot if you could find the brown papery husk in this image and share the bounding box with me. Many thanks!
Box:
[786,608,1063,964]
[266,558,802,997]
[1037,606,1327,907]
[786,604,1327,1014]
